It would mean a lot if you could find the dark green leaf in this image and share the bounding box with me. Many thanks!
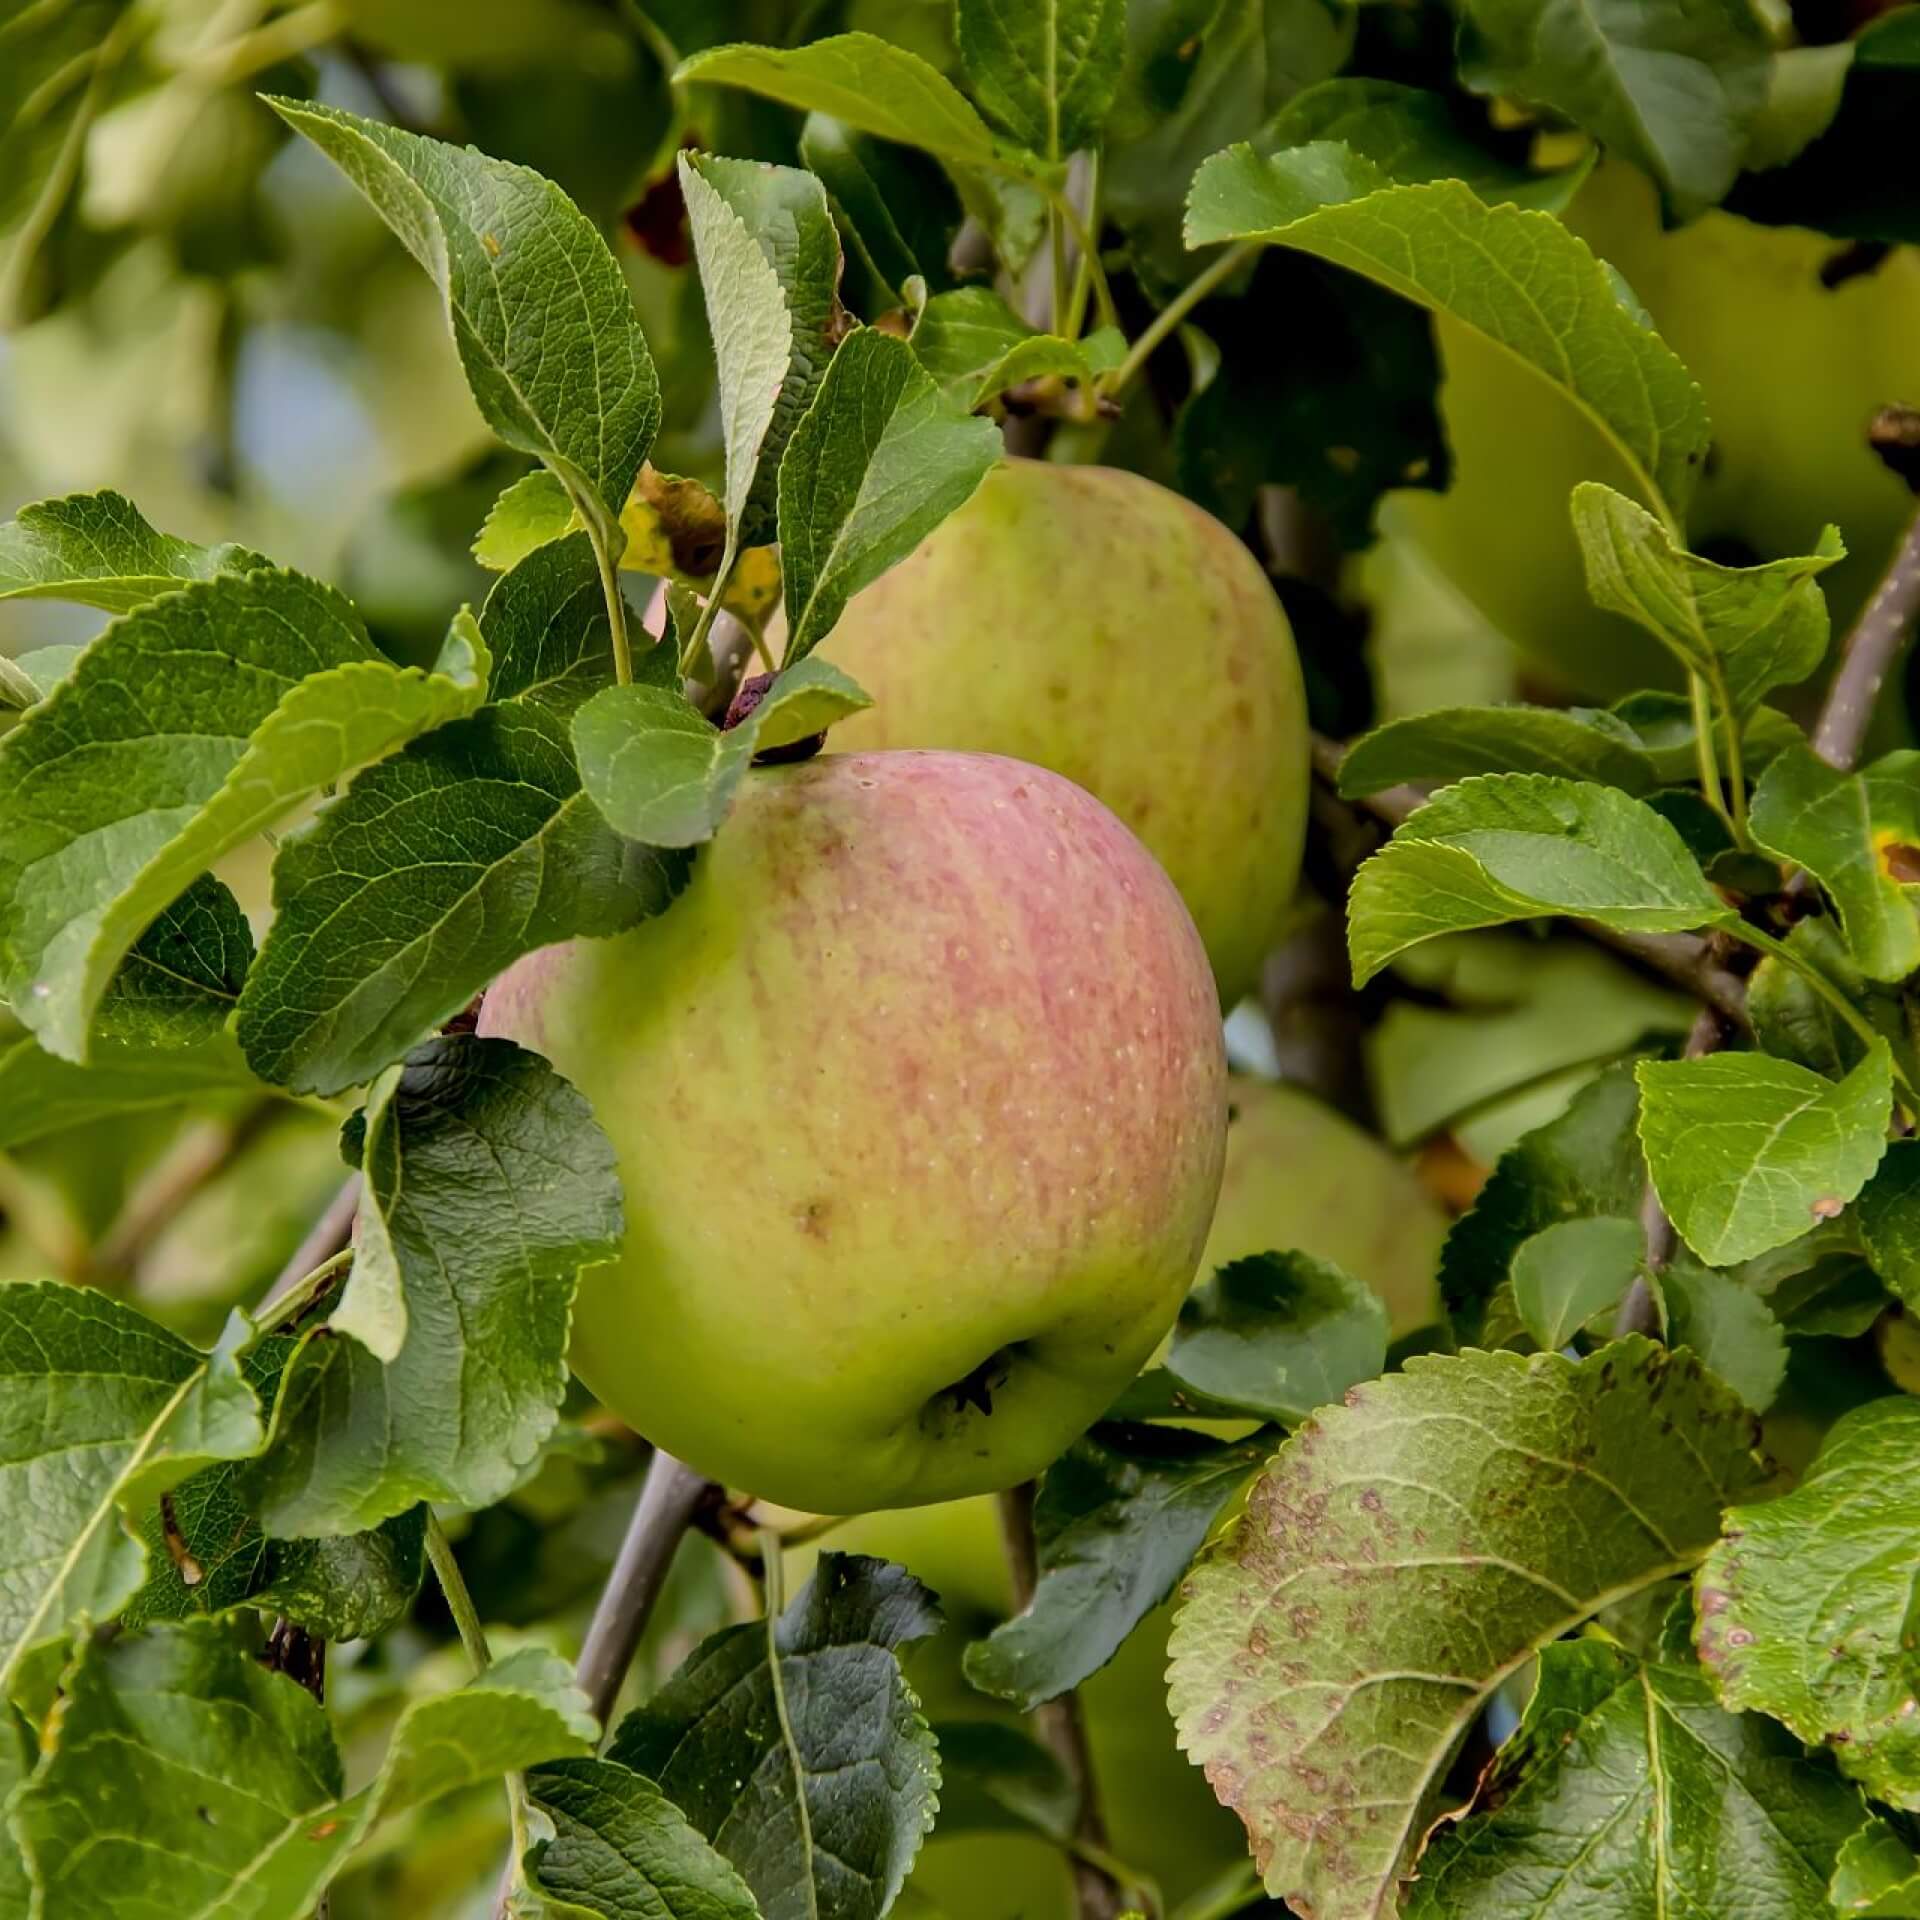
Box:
[1831,1821,1920,1919]
[799,115,962,310]
[249,1036,623,1534]
[908,284,1123,411]
[94,874,254,1049]
[1167,1251,1387,1424]
[1509,1215,1643,1350]
[268,98,660,545]
[1660,1258,1788,1412]
[0,566,484,1061]
[777,328,1001,663]
[610,1553,942,1920]
[955,0,1125,158]
[0,490,264,613]
[1747,915,1917,1082]
[1169,1341,1763,1920]
[924,1720,1075,1840]
[1636,1043,1893,1266]
[1861,1139,1920,1312]
[1698,1395,1920,1808]
[1338,704,1659,797]
[1406,1634,1864,1916]
[527,1757,762,1920]
[963,1423,1268,1711]
[0,1028,261,1150]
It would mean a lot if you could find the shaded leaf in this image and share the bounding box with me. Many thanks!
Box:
[1747,915,1918,1083]
[1338,704,1659,798]
[1510,1215,1644,1350]
[955,0,1125,158]
[1660,1259,1788,1413]
[1698,1395,1920,1808]
[1636,1043,1893,1266]
[94,873,253,1049]
[963,1423,1268,1712]
[1861,1139,1920,1311]
[800,115,962,309]
[0,1029,261,1150]
[908,284,1122,411]
[610,1553,942,1920]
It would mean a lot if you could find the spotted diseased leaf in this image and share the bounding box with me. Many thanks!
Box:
[572,656,872,849]
[1636,1043,1894,1267]
[1572,482,1844,725]
[526,1758,762,1920]
[963,1423,1269,1712]
[248,1036,623,1536]
[1184,142,1709,520]
[0,566,485,1063]
[268,98,660,546]
[12,1622,596,1920]
[0,1285,263,1696]
[1751,746,1920,985]
[1831,1821,1920,1919]
[1456,0,1773,218]
[955,0,1125,158]
[609,1553,942,1920]
[0,490,264,613]
[777,327,1001,664]
[1698,1396,1920,1809]
[1168,1341,1762,1920]
[1405,1632,1865,1917]
[1347,774,1732,986]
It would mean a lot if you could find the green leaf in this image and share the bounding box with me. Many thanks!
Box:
[1268,76,1594,212]
[1660,1258,1788,1412]
[1347,774,1732,986]
[0,1029,261,1150]
[925,1720,1075,1840]
[1636,1043,1894,1266]
[1405,1633,1865,1917]
[1698,1395,1920,1808]
[93,873,254,1048]
[1510,1214,1644,1349]
[237,700,686,1097]
[1184,142,1710,520]
[1456,0,1773,218]
[0,1701,31,1917]
[955,0,1125,158]
[0,566,485,1062]
[250,1036,623,1535]
[526,1758,763,1920]
[1748,915,1917,1082]
[12,1621,596,1919]
[682,154,846,550]
[0,490,265,613]
[572,656,872,849]
[1572,481,1844,724]
[1169,1341,1762,1920]
[800,114,963,309]
[677,34,1036,180]
[0,1285,262,1696]
[1751,746,1920,984]
[121,1333,423,1642]
[1166,1251,1388,1424]
[1831,1821,1920,1919]
[473,468,579,573]
[479,528,623,711]
[1861,1139,1920,1311]
[908,284,1124,411]
[268,97,660,545]
[1612,689,1805,784]
[1338,704,1660,797]
[609,1553,942,1920]
[777,327,1001,664]
[963,1424,1269,1712]
[1440,1065,1647,1315]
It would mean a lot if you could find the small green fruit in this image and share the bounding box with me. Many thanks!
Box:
[481,750,1227,1513]
[814,459,1311,1009]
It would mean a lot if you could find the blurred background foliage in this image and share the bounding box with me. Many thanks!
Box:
[4,1,1917,1912]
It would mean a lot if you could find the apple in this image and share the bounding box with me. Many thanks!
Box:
[808,459,1311,1010]
[1204,1078,1446,1338]
[479,749,1228,1513]
[1385,158,1920,701]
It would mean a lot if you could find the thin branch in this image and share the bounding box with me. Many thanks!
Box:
[575,1448,713,1730]
[1104,242,1255,400]
[995,1483,1125,1920]
[1811,490,1920,769]
[261,1175,361,1310]
[1309,735,1751,1027]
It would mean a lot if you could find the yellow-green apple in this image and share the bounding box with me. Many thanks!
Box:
[480,749,1228,1513]
[1204,1078,1446,1338]
[1386,158,1920,700]
[809,459,1311,1009]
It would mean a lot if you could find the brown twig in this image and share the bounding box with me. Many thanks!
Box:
[995,1483,1125,1920]
[1811,483,1920,769]
[261,1174,361,1310]
[575,1448,714,1731]
[1309,734,1752,1027]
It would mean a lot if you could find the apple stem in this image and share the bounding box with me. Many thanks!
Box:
[995,1482,1129,1920]
[575,1447,715,1730]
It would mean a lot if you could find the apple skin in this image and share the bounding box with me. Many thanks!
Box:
[1204,1078,1446,1339]
[1388,158,1920,701]
[479,749,1228,1513]
[810,459,1311,1010]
